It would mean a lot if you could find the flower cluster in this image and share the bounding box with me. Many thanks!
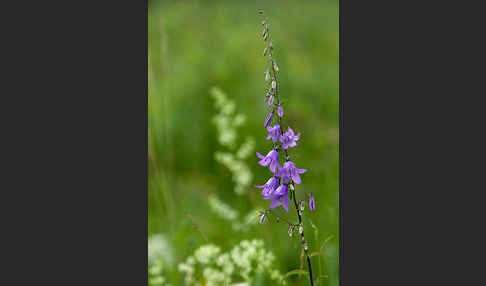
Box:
[211,86,255,195]
[148,234,173,286]
[255,16,314,213]
[178,240,286,285]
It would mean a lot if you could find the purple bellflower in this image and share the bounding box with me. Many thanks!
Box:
[266,124,280,143]
[276,161,307,184]
[255,176,279,199]
[256,149,281,173]
[280,127,300,150]
[270,184,289,212]
[309,193,316,211]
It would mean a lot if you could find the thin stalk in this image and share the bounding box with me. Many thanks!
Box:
[260,11,314,286]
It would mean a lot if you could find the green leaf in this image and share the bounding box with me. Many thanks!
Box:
[320,235,335,251]
[284,269,309,278]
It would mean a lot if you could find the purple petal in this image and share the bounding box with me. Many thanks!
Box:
[263,193,273,200]
[296,168,307,174]
[270,161,277,173]
[256,152,265,159]
[277,106,283,117]
[270,198,281,209]
[281,196,289,212]
[281,174,290,183]
[292,173,302,184]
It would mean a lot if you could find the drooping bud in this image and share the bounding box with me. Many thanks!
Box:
[278,105,283,118]
[299,225,304,234]
[288,225,294,237]
[300,200,305,211]
[309,194,316,211]
[259,213,266,224]
[273,62,279,71]
[271,80,276,89]
[265,68,270,82]
[263,47,268,56]
[264,110,274,128]
[267,95,274,106]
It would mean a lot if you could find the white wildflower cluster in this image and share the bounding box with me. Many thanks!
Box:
[210,86,254,195]
[213,151,253,195]
[148,234,174,267]
[148,234,173,286]
[149,260,171,286]
[178,240,286,286]
[208,194,239,221]
[236,137,255,160]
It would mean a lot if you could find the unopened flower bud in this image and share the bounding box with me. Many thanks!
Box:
[288,225,294,237]
[259,213,266,224]
[265,69,270,82]
[273,62,279,71]
[309,194,316,212]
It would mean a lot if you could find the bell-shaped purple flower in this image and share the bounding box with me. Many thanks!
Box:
[277,105,283,118]
[270,184,289,212]
[309,194,316,211]
[264,110,274,128]
[276,161,307,184]
[266,124,280,143]
[279,127,300,150]
[256,149,281,173]
[255,176,279,199]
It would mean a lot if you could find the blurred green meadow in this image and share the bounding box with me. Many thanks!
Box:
[148,0,338,285]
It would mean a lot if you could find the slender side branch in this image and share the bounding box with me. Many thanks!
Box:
[187,213,209,243]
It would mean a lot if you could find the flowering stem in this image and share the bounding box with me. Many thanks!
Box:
[259,11,314,286]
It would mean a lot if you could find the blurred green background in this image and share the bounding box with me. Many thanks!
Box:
[148,0,338,285]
